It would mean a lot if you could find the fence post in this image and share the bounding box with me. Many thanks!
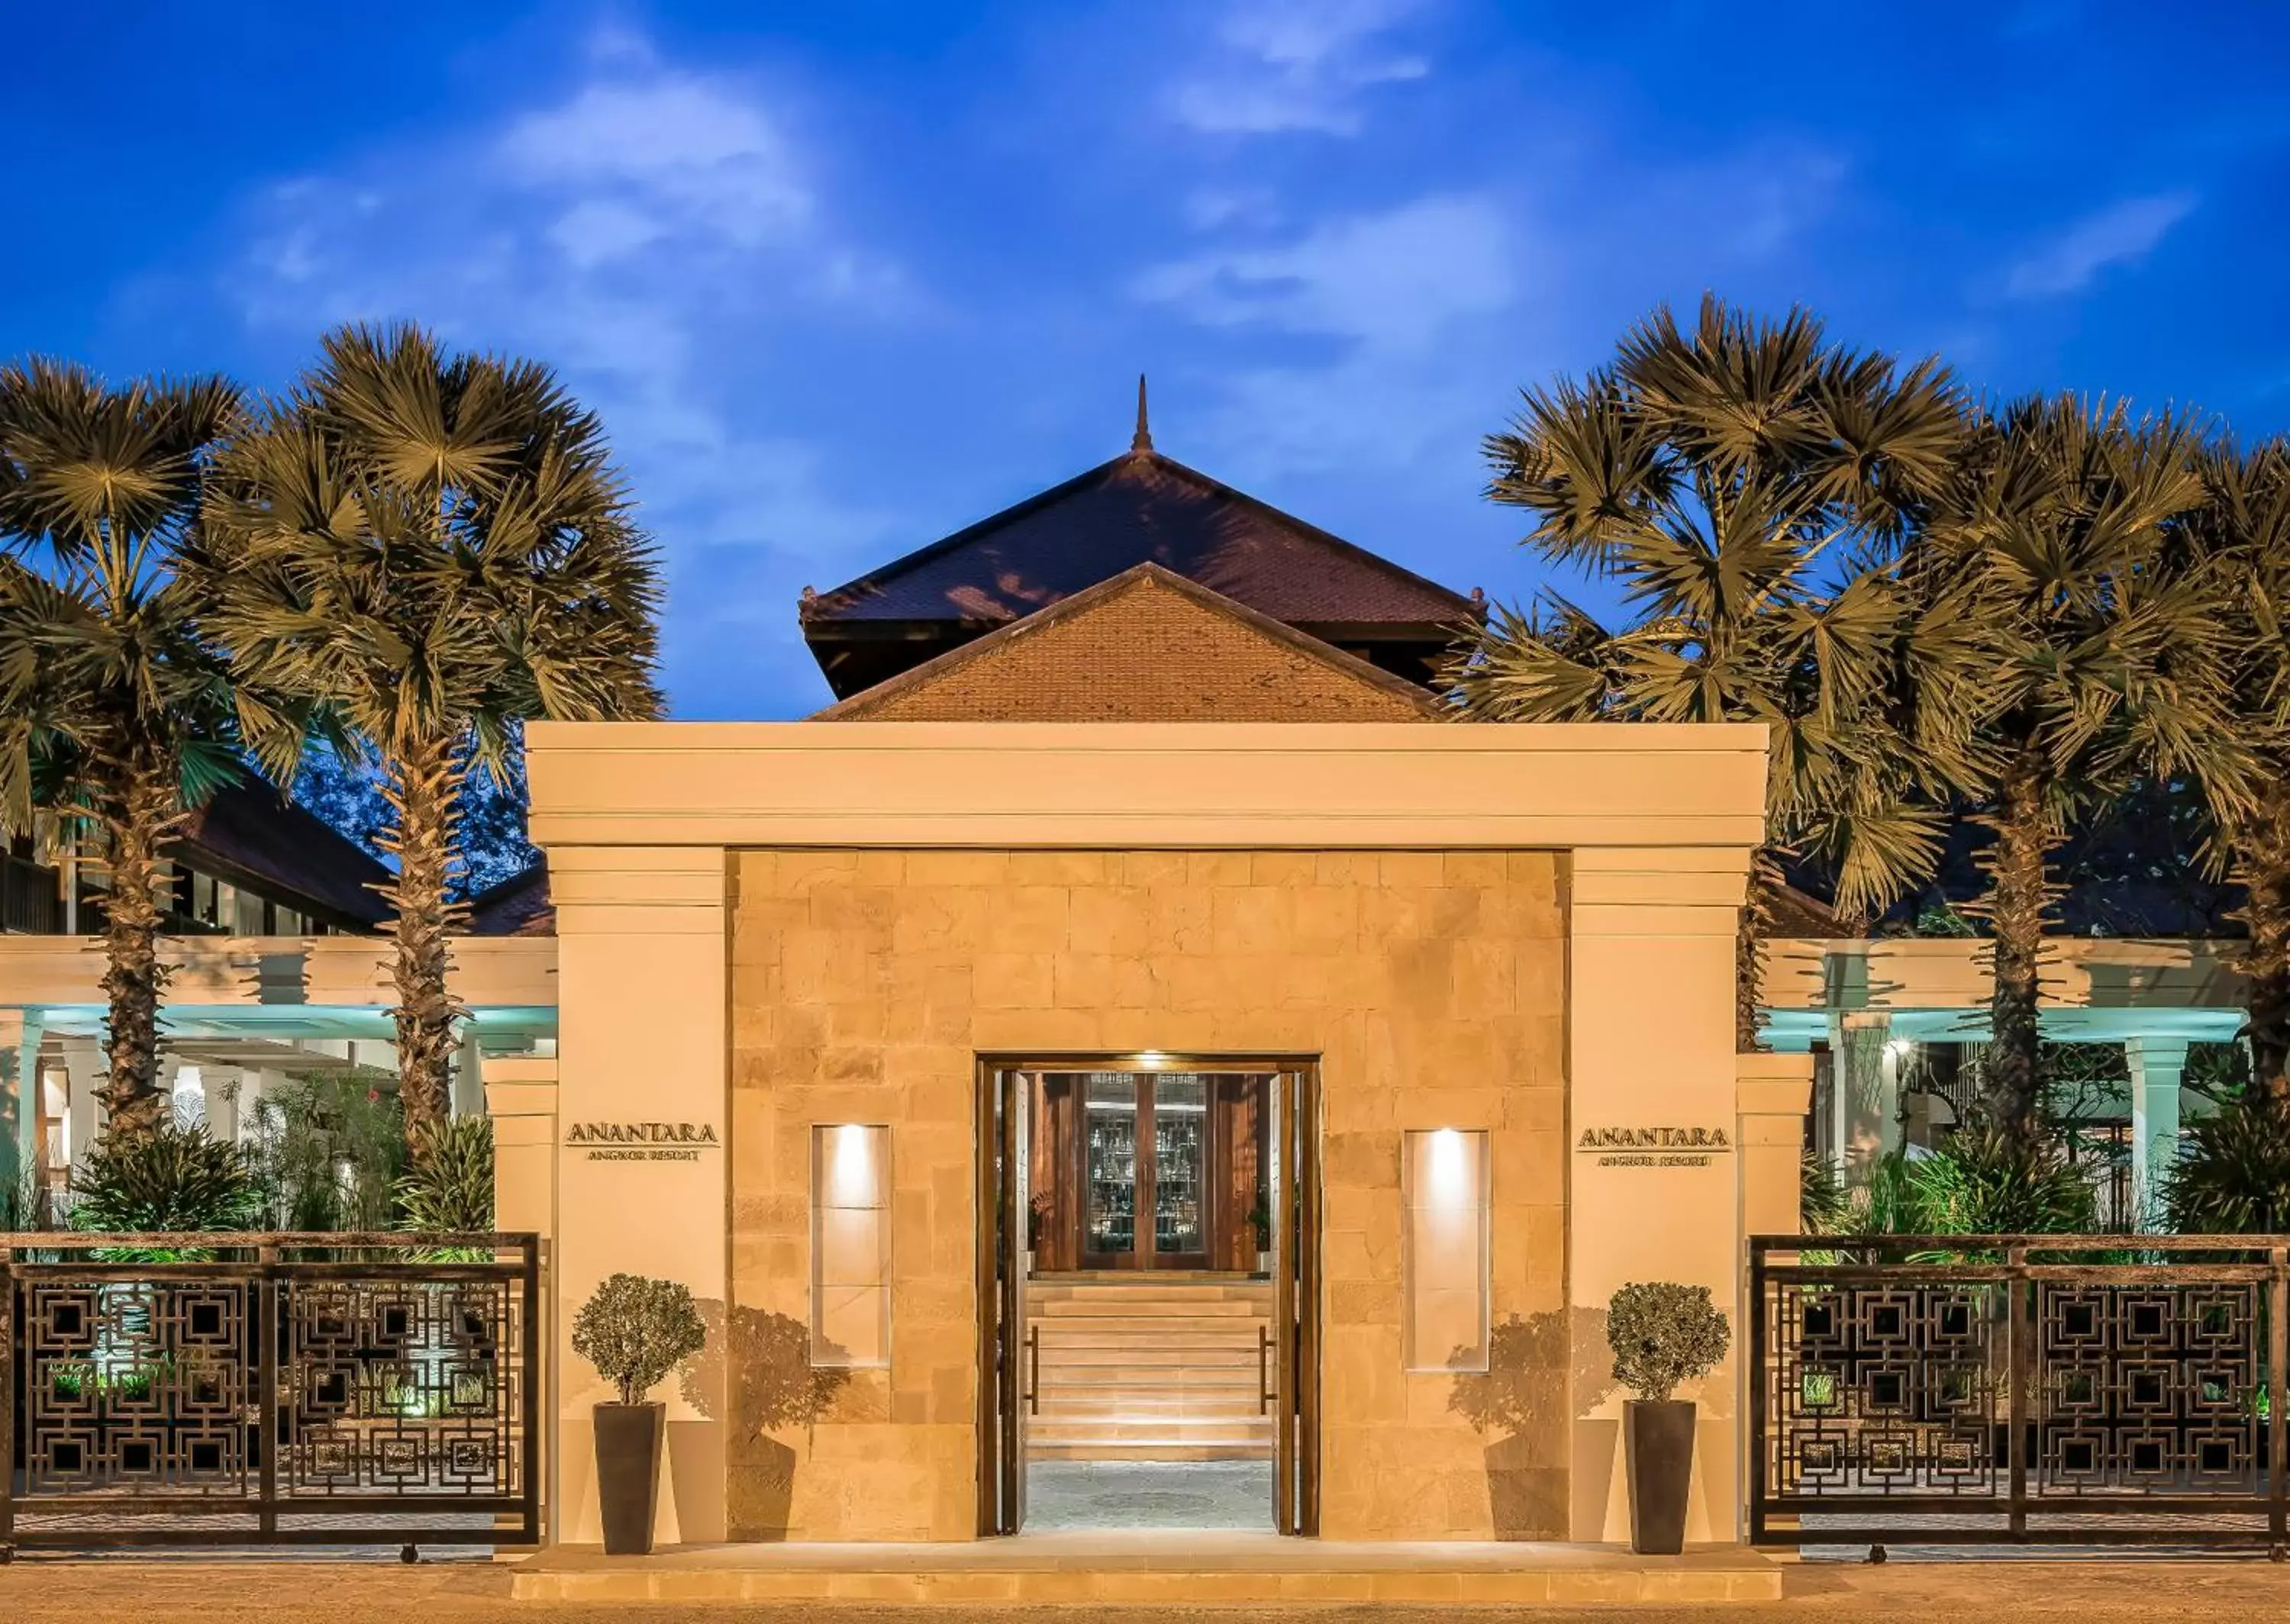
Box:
[257,1243,279,1537]
[2,1243,15,1558]
[519,1233,542,1545]
[1747,1237,1767,1546]
[2271,1246,2286,1556]
[2007,1245,2028,1542]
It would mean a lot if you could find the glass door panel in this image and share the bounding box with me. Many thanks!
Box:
[1153,1075,1207,1261]
[1082,1073,1138,1262]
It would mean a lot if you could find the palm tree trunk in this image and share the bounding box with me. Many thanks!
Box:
[2236,801,2290,1102]
[1981,752,2051,1136]
[96,764,177,1139]
[1737,846,1779,1053]
[382,733,466,1155]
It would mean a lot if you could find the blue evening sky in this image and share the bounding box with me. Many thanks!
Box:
[8,2,2288,718]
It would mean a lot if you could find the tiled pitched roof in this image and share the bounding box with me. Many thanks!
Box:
[814,563,1444,723]
[468,860,555,936]
[1763,879,1847,937]
[174,778,392,930]
[803,448,1477,630]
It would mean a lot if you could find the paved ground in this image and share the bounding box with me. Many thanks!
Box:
[1022,1459,1276,1530]
[2,1558,2289,1620]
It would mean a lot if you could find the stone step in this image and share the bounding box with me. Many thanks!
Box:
[1034,1331,1266,1352]
[1023,1284,1276,1463]
[1034,1389,1267,1412]
[1044,1346,1273,1365]
[1038,1368,1262,1389]
[1028,1284,1271,1300]
[1030,1294,1272,1314]
[1027,1419,1273,1444]
[1024,1439,1272,1462]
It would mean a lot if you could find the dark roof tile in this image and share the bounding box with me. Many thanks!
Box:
[805,450,1476,630]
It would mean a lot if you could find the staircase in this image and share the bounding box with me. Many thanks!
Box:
[1024,1278,1274,1461]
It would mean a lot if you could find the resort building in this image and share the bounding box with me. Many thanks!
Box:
[0,408,2262,1561]
[0,781,556,1210]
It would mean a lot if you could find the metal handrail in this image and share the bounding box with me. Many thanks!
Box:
[1755,1231,2290,1250]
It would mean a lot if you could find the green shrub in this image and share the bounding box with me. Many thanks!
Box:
[3,1163,53,1231]
[1799,1150,1852,1234]
[241,1072,405,1231]
[2165,1094,2290,1235]
[1607,1282,1730,1403]
[395,1116,495,1236]
[71,1122,261,1257]
[1906,1126,2096,1236]
[572,1273,708,1406]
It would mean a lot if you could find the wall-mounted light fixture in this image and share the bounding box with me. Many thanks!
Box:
[811,1123,891,1369]
[1402,1126,1490,1373]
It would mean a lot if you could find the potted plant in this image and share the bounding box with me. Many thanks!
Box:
[1606,1281,1730,1555]
[1249,1189,1272,1274]
[571,1272,708,1555]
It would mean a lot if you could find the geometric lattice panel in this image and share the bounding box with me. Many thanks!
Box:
[1767,1281,2003,1503]
[21,1279,253,1497]
[2034,1281,2263,1497]
[282,1278,523,1499]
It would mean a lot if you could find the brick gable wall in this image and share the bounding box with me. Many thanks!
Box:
[828,572,1435,722]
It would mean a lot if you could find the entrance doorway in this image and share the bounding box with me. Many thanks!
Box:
[976,1055,1320,1537]
[1032,1071,1270,1272]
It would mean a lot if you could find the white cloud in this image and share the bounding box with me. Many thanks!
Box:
[2005,192,2198,299]
[1132,194,1524,474]
[1134,194,1515,352]
[1169,0,1429,136]
[226,32,905,715]
[498,76,814,247]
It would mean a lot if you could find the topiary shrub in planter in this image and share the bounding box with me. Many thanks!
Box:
[1607,1281,1730,1555]
[571,1273,708,1555]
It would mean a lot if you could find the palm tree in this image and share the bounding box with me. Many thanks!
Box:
[1908,398,2259,1135]
[0,362,244,1137]
[197,324,663,1157]
[1451,298,1972,1051]
[2186,437,2290,1100]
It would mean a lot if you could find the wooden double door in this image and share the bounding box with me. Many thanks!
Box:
[1027,1071,1268,1272]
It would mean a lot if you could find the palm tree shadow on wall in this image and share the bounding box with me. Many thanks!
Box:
[680,1303,850,1542]
[1447,1310,1614,1539]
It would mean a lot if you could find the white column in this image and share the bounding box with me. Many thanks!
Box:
[2126,1036,2189,1231]
[61,1037,103,1168]
[451,1028,487,1117]
[0,1010,44,1193]
[1831,1012,1898,1178]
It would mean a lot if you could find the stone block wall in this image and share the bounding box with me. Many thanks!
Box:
[726,848,1569,1542]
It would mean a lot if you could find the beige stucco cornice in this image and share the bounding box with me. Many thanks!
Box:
[1761,935,2249,1013]
[527,720,1770,851]
[0,935,556,1010]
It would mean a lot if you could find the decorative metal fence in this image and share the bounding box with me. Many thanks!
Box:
[2,1232,540,1555]
[1750,1234,2290,1553]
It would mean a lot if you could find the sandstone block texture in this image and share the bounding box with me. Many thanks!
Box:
[727,848,1568,1542]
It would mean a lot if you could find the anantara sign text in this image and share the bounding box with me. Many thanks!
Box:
[1575,1126,1730,1168]
[566,1121,721,1162]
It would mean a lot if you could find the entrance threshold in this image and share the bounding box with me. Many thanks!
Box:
[509,1533,1782,1605]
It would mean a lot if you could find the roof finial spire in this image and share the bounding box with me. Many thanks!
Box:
[1131,372,1153,454]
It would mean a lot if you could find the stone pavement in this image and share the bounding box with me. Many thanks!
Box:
[2,1556,2288,1621]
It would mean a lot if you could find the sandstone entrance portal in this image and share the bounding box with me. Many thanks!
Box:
[976,1055,1321,1535]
